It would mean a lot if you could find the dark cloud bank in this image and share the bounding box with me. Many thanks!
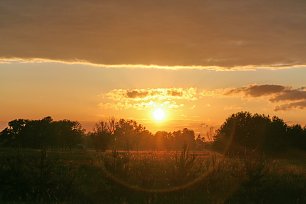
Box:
[227,85,306,111]
[1,0,306,67]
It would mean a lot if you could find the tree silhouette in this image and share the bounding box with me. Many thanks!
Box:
[90,118,116,151]
[0,117,84,148]
[214,111,306,154]
[114,119,152,151]
[287,124,306,151]
[1,113,305,152]
[154,131,172,150]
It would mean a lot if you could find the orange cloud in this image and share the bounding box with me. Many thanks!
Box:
[2,57,306,71]
[275,101,306,111]
[103,88,197,110]
[226,84,306,111]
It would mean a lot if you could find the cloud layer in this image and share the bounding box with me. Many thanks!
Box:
[103,88,197,110]
[102,85,306,112]
[227,85,306,111]
[1,0,306,67]
[2,58,306,71]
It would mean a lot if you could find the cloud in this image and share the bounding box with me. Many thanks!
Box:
[1,0,306,67]
[2,57,306,71]
[126,90,149,98]
[103,88,197,110]
[226,84,306,111]
[226,85,286,97]
[107,88,197,101]
[275,101,306,111]
[270,88,306,102]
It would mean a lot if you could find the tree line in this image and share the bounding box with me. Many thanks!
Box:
[86,118,205,151]
[214,112,306,154]
[0,112,305,153]
[0,117,83,149]
[0,117,204,150]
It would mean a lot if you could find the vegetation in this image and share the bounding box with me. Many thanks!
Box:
[86,118,202,151]
[1,112,305,153]
[0,117,84,149]
[0,112,305,203]
[214,112,306,154]
[0,117,204,151]
[0,148,305,203]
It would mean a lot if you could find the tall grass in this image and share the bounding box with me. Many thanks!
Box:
[0,148,305,203]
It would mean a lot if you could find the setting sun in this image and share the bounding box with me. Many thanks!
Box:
[152,108,166,122]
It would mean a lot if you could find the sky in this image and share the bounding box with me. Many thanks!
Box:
[0,0,306,134]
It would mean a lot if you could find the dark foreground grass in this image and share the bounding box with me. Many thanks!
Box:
[0,148,305,203]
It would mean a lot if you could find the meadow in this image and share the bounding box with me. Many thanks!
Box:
[0,147,305,203]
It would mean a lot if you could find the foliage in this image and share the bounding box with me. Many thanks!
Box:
[0,149,79,202]
[0,117,84,148]
[88,118,116,151]
[86,119,200,151]
[1,112,305,153]
[214,111,306,154]
[173,144,196,182]
[0,148,305,203]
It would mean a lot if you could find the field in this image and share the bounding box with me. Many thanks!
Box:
[0,148,305,203]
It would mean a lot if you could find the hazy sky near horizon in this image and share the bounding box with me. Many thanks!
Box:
[1,62,305,133]
[0,0,306,132]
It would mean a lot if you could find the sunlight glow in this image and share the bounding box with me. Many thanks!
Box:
[152,108,166,122]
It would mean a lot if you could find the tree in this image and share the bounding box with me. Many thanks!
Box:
[264,116,288,152]
[172,128,196,150]
[0,119,29,147]
[91,118,116,151]
[287,124,306,151]
[0,117,84,148]
[114,119,149,150]
[52,119,84,148]
[154,131,171,150]
[214,112,286,154]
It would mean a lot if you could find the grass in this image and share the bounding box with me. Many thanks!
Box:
[0,147,305,203]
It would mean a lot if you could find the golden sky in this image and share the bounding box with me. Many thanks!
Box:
[1,62,305,133]
[0,0,306,133]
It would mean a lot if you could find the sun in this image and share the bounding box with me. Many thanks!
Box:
[152,108,166,122]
